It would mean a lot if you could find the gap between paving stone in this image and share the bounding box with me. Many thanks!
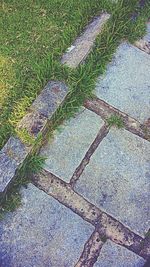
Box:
[74,230,105,267]
[0,81,68,201]
[70,123,109,187]
[61,13,110,68]
[84,96,150,141]
[32,169,150,260]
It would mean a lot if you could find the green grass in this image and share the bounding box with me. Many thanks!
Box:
[0,0,150,215]
[0,0,149,148]
[107,115,124,128]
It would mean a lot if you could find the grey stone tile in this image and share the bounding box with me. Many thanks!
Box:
[0,183,93,267]
[40,109,104,182]
[61,13,110,68]
[32,81,68,118]
[95,240,145,267]
[95,42,150,122]
[75,128,150,236]
[0,137,30,195]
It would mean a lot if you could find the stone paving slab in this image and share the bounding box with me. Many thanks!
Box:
[75,128,150,236]
[95,240,146,267]
[0,183,93,267]
[40,109,104,182]
[0,137,30,197]
[95,42,150,122]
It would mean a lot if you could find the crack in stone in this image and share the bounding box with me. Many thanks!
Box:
[32,169,150,260]
[74,230,105,267]
[84,97,150,141]
[70,123,109,188]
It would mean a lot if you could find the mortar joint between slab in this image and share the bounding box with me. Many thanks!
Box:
[69,123,109,188]
[84,96,150,142]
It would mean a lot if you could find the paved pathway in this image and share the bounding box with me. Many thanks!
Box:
[0,19,150,267]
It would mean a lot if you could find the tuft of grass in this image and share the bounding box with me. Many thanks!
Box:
[0,154,46,219]
[107,115,124,128]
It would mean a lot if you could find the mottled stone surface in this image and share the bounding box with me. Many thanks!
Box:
[61,13,110,68]
[95,240,145,267]
[0,183,93,267]
[0,137,30,195]
[96,42,150,122]
[18,111,47,138]
[75,128,150,236]
[32,81,68,118]
[40,109,104,182]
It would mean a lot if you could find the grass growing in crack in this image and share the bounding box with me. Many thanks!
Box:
[0,154,46,219]
[107,115,124,129]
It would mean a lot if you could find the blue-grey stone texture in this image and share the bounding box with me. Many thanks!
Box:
[95,240,145,267]
[0,183,93,267]
[95,42,150,122]
[32,81,68,118]
[75,128,150,236]
[40,108,104,182]
[0,137,30,194]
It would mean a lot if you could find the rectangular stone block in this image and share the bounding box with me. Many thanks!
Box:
[95,42,150,122]
[32,81,68,118]
[0,137,30,197]
[61,13,110,68]
[40,109,104,182]
[0,81,68,200]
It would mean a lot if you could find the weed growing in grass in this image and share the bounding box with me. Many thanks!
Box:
[107,115,124,128]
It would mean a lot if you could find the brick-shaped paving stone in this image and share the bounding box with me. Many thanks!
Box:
[0,137,30,198]
[0,81,68,200]
[0,183,93,267]
[95,240,145,267]
[95,42,150,122]
[61,13,110,68]
[40,109,104,182]
[75,128,150,236]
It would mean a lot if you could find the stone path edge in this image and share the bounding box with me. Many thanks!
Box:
[0,81,69,202]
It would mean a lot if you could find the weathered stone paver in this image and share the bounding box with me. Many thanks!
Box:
[0,81,68,200]
[40,109,104,182]
[95,42,150,122]
[75,128,150,236]
[61,13,110,68]
[95,240,145,267]
[0,183,93,267]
